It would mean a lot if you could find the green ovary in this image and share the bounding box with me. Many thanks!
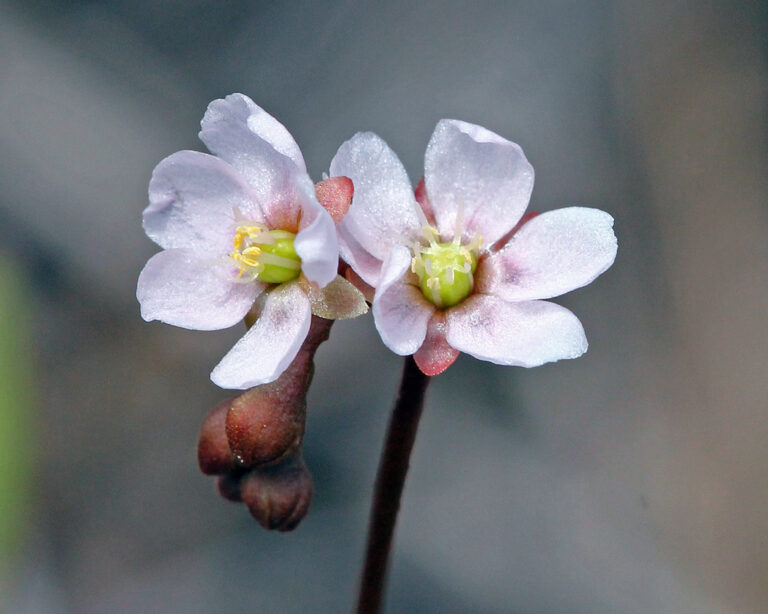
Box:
[412,241,478,308]
[231,226,302,283]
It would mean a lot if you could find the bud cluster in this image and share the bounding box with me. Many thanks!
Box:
[197,315,333,531]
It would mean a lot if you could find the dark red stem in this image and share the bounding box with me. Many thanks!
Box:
[355,356,431,614]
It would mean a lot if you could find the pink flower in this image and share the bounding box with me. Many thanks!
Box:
[330,120,617,375]
[137,94,366,389]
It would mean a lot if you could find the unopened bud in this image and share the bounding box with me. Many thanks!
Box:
[225,385,306,467]
[198,398,236,475]
[225,316,333,467]
[240,453,313,531]
[216,471,245,503]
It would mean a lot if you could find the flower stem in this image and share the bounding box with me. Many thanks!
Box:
[355,356,431,614]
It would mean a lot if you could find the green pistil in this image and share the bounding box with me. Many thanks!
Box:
[412,240,478,308]
[231,226,302,283]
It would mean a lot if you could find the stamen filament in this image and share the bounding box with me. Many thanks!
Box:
[229,224,302,283]
[258,252,302,270]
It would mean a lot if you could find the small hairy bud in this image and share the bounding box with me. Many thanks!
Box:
[197,398,236,475]
[240,454,313,531]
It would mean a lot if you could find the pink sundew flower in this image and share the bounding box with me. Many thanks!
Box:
[330,119,617,375]
[137,94,366,389]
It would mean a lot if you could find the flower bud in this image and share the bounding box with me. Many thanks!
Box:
[225,316,333,467]
[240,453,313,531]
[225,385,306,467]
[197,397,236,475]
[215,471,245,503]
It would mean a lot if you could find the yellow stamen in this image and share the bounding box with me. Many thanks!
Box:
[229,223,302,283]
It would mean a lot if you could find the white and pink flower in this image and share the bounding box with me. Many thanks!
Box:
[330,119,617,375]
[137,93,366,389]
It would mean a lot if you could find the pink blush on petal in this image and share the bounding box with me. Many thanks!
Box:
[490,211,540,252]
[414,177,437,226]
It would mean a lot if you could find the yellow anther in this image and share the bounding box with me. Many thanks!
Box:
[230,223,301,283]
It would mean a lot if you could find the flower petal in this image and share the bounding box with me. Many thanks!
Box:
[446,296,587,367]
[199,93,306,172]
[210,282,312,389]
[294,177,339,288]
[337,221,383,287]
[477,207,617,301]
[137,249,262,330]
[413,312,459,376]
[372,246,435,355]
[330,132,423,261]
[344,267,375,303]
[425,119,534,245]
[306,275,369,320]
[143,150,260,251]
[199,94,307,230]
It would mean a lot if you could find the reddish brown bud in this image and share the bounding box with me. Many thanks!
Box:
[216,471,245,502]
[226,385,306,467]
[240,454,313,531]
[314,176,353,223]
[198,398,236,475]
[225,316,334,467]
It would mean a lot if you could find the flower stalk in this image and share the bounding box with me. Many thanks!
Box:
[356,356,431,614]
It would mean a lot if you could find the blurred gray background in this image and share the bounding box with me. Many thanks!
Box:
[1,1,767,612]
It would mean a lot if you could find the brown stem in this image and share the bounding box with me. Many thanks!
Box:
[355,356,431,614]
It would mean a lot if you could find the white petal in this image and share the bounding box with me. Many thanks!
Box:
[372,246,435,355]
[330,132,422,261]
[446,296,587,367]
[144,151,260,251]
[137,249,262,331]
[294,176,339,288]
[199,94,307,230]
[478,207,617,301]
[210,282,312,389]
[337,222,384,287]
[199,93,306,171]
[425,119,534,245]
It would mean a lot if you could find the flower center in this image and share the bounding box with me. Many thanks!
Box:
[230,224,302,284]
[411,226,481,308]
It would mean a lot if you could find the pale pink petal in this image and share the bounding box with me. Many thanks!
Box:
[199,94,306,230]
[294,177,339,288]
[137,248,263,331]
[344,267,375,303]
[477,207,617,301]
[199,93,306,171]
[306,275,368,320]
[372,246,436,355]
[446,296,587,367]
[413,312,459,376]
[337,221,384,288]
[143,151,261,251]
[210,282,312,389]
[425,119,534,245]
[330,132,422,261]
[414,177,436,225]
